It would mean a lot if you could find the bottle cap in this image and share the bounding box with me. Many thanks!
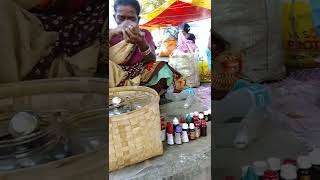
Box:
[189,112,194,117]
[282,159,297,166]
[161,124,166,130]
[195,121,201,127]
[297,156,312,169]
[194,111,199,116]
[167,126,174,134]
[166,121,172,128]
[189,123,195,129]
[267,157,281,171]
[182,123,189,130]
[224,176,235,180]
[264,170,278,179]
[253,161,267,176]
[186,115,192,123]
[185,114,189,118]
[180,117,186,123]
[204,111,209,116]
[175,125,182,133]
[280,164,297,179]
[199,114,204,119]
[172,117,179,125]
[160,116,165,121]
[309,148,320,165]
[201,120,207,126]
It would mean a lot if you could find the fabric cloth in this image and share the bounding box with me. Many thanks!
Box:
[0,0,57,83]
[110,29,155,66]
[24,1,105,80]
[177,32,197,53]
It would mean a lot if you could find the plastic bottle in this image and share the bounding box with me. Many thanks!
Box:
[167,126,174,145]
[181,123,189,143]
[297,156,311,180]
[174,125,182,145]
[172,117,179,133]
[160,116,166,141]
[161,124,166,142]
[184,94,194,109]
[253,161,268,180]
[267,157,281,177]
[280,164,297,180]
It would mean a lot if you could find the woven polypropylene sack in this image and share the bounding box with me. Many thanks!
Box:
[213,0,286,82]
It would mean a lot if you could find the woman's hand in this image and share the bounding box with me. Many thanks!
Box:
[122,23,146,46]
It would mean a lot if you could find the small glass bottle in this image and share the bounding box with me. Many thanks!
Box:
[297,156,311,180]
[189,123,196,140]
[280,164,297,180]
[204,111,209,122]
[195,121,201,138]
[181,123,189,143]
[200,120,207,137]
[174,125,182,145]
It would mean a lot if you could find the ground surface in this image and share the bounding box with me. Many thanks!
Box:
[109,84,212,180]
[213,68,320,179]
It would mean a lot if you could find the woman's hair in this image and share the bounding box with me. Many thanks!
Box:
[114,0,141,15]
[179,23,191,33]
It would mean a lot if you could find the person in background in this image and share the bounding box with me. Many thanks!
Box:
[310,0,320,36]
[109,0,185,95]
[179,23,196,43]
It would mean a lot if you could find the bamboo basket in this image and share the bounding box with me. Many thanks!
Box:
[0,78,107,180]
[109,86,163,172]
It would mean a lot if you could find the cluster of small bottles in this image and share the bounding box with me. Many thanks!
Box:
[160,110,211,145]
[225,148,320,180]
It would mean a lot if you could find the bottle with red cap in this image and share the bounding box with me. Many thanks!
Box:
[195,121,201,138]
[180,116,186,124]
[166,121,172,132]
[160,116,166,141]
[193,112,199,123]
[167,126,174,145]
[264,170,279,180]
[200,120,207,137]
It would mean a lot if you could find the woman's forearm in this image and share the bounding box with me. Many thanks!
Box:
[138,39,156,63]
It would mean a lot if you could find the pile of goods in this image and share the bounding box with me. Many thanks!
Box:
[0,111,68,170]
[225,148,320,180]
[160,110,211,145]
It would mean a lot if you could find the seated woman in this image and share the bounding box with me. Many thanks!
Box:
[178,23,196,44]
[109,0,185,95]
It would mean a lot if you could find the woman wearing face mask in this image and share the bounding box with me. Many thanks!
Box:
[109,0,185,95]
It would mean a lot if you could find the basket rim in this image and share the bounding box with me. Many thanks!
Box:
[109,86,159,120]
